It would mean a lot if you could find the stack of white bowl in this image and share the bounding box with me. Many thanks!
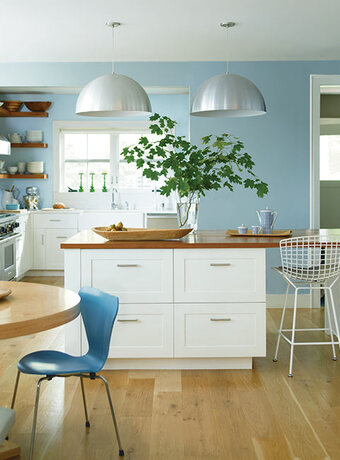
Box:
[26,130,43,143]
[27,161,44,174]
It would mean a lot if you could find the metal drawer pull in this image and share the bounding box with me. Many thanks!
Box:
[56,236,68,239]
[210,263,231,267]
[117,264,139,267]
[49,219,61,222]
[210,318,232,322]
[117,318,140,322]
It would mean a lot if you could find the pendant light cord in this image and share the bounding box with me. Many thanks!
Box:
[226,25,229,74]
[111,25,115,74]
[106,22,121,74]
[220,22,235,75]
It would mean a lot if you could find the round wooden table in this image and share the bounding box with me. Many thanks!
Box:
[0,281,80,459]
[0,281,80,339]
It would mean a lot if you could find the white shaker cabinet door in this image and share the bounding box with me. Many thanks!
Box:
[81,249,173,303]
[45,228,78,269]
[33,229,45,269]
[110,304,173,358]
[174,248,266,303]
[174,303,266,358]
[81,304,173,358]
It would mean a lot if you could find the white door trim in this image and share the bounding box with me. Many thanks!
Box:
[310,74,340,229]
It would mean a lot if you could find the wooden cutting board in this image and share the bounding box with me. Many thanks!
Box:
[226,229,292,238]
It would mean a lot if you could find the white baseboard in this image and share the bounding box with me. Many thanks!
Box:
[266,293,318,308]
[25,270,64,277]
[104,357,253,370]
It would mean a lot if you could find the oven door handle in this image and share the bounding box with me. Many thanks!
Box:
[0,233,21,243]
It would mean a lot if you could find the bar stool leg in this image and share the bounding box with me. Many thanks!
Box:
[328,286,340,352]
[288,287,298,377]
[273,283,290,362]
[325,289,337,360]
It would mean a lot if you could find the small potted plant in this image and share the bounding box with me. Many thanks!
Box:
[121,113,269,231]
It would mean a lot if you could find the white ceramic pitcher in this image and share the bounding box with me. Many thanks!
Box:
[2,189,19,209]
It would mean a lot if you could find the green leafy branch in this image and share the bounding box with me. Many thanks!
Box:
[121,113,269,199]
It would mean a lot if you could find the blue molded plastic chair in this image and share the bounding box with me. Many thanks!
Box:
[11,286,124,460]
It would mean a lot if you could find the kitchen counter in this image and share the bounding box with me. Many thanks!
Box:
[62,228,340,371]
[60,228,334,249]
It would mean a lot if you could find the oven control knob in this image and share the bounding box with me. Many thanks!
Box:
[0,227,6,234]
[14,222,19,228]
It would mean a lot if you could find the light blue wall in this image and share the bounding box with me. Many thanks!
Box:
[2,60,340,293]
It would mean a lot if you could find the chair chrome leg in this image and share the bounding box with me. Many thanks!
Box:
[11,370,21,409]
[80,376,90,427]
[30,377,48,460]
[328,286,340,352]
[97,375,124,457]
[288,288,298,377]
[325,289,337,360]
[273,283,289,362]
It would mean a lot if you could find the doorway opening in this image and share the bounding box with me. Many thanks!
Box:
[310,75,340,228]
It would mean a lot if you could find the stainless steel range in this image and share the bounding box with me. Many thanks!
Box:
[0,213,20,280]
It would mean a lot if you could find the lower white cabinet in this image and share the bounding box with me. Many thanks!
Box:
[81,304,173,358]
[65,246,267,367]
[34,228,77,269]
[174,303,266,358]
[33,212,80,270]
[81,249,173,303]
[45,229,77,269]
[174,249,266,303]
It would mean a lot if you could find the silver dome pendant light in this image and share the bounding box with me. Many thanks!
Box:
[76,22,152,117]
[191,22,266,118]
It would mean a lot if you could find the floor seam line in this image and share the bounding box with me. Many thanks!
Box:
[282,376,330,460]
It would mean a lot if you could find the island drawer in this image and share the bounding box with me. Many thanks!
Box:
[82,304,173,358]
[174,303,266,358]
[174,249,266,303]
[81,249,173,303]
[34,213,78,229]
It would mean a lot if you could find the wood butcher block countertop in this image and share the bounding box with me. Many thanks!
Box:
[60,229,340,249]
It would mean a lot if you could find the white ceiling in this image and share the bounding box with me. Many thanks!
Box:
[1,0,340,62]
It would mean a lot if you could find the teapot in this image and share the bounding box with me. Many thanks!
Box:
[256,207,278,234]
[8,133,22,143]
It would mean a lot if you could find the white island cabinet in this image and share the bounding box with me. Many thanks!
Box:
[62,230,268,370]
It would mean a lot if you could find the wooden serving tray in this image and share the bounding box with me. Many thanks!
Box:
[226,229,292,238]
[92,227,192,241]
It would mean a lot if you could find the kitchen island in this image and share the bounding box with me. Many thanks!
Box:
[61,229,340,370]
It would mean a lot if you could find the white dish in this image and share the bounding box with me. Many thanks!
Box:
[27,162,44,173]
[26,130,43,142]
[7,166,18,175]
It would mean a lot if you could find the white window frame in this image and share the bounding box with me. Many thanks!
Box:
[53,120,155,197]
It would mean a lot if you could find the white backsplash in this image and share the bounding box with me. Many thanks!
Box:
[53,189,176,211]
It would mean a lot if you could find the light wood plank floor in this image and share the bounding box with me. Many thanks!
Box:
[2,276,339,459]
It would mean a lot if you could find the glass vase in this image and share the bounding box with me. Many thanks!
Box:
[176,192,199,232]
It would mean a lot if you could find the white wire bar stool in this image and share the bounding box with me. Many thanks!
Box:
[273,235,340,377]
